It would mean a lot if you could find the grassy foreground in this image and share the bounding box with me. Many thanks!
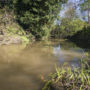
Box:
[42,56,90,90]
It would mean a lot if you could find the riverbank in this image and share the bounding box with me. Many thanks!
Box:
[0,34,34,45]
[0,8,35,45]
[70,24,90,49]
[0,19,35,45]
[43,56,90,90]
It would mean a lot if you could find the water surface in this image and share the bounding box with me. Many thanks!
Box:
[0,40,89,90]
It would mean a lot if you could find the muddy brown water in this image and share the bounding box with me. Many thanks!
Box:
[0,40,89,90]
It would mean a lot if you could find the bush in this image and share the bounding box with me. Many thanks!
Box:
[71,24,90,48]
[43,57,90,90]
[13,0,67,40]
[51,19,85,38]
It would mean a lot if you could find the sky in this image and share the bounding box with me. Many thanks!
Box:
[55,0,81,24]
[60,0,81,17]
[59,0,88,21]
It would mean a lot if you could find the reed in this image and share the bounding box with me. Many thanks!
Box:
[43,56,90,90]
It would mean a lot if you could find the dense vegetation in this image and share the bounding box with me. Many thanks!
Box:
[0,0,90,44]
[51,0,90,48]
[43,56,90,90]
[71,24,90,48]
[0,0,67,40]
[80,0,90,23]
[51,19,86,38]
[13,0,67,40]
[0,6,34,44]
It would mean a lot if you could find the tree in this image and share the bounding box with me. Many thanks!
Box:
[81,0,90,23]
[13,0,67,40]
[64,7,76,20]
[58,18,85,38]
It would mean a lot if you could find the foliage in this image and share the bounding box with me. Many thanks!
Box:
[52,19,85,38]
[71,23,90,48]
[12,0,67,40]
[80,0,90,11]
[0,7,34,43]
[6,23,34,42]
[64,7,77,20]
[0,6,15,34]
[43,57,90,90]
[80,0,90,23]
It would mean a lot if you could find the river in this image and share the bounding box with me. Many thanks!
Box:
[0,40,89,90]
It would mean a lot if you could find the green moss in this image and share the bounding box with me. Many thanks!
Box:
[21,36,29,42]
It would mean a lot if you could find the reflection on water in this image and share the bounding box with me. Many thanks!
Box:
[53,42,86,67]
[0,40,89,90]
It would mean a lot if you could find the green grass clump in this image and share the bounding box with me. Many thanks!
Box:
[43,58,90,90]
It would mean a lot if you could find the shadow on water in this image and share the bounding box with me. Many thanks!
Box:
[53,40,86,68]
[70,38,90,49]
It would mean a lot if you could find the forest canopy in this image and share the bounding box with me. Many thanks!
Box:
[11,0,67,39]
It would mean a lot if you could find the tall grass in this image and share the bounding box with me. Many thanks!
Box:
[42,56,90,90]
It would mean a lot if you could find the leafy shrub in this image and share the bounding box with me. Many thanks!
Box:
[51,19,86,38]
[43,57,90,90]
[71,24,90,48]
[13,0,67,40]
